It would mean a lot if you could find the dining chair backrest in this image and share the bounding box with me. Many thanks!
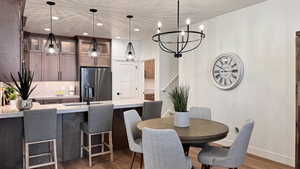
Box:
[24,109,57,143]
[142,128,190,169]
[228,120,254,166]
[189,107,211,120]
[124,110,142,152]
[142,101,163,120]
[88,104,113,133]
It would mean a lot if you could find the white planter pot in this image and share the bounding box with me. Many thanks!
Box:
[174,112,190,127]
[9,100,17,108]
[16,98,33,111]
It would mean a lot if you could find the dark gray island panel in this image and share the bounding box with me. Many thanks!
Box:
[0,118,23,169]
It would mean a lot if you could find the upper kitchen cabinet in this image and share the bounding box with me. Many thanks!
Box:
[24,33,77,81]
[77,36,111,67]
[0,0,24,81]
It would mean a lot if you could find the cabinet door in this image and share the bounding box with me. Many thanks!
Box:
[42,52,59,81]
[29,52,42,81]
[60,54,76,81]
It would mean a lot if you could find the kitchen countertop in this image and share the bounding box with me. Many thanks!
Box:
[31,95,80,100]
[0,99,146,119]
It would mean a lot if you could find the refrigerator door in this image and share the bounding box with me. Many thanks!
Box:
[80,67,112,102]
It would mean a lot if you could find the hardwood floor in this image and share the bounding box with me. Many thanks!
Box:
[38,148,293,169]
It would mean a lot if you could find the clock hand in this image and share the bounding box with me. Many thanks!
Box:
[216,65,226,71]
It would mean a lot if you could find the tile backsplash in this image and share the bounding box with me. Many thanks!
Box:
[30,81,79,98]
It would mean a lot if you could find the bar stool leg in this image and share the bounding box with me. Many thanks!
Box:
[80,130,84,158]
[25,143,29,169]
[109,131,114,162]
[49,140,53,162]
[101,133,105,153]
[88,134,92,167]
[53,139,58,169]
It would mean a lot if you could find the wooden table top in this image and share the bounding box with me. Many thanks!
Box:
[137,117,229,144]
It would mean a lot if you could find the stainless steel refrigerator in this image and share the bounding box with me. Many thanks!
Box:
[80,66,112,102]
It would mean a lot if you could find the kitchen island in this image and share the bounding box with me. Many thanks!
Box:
[0,99,146,169]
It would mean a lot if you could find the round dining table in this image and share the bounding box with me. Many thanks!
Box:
[137,117,229,145]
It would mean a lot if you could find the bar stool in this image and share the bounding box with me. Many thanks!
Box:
[80,104,114,167]
[142,101,163,120]
[23,109,58,169]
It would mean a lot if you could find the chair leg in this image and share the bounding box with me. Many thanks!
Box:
[88,133,92,167]
[140,153,143,169]
[130,152,136,169]
[109,131,114,162]
[25,143,29,169]
[53,139,58,169]
[80,130,84,158]
[206,165,211,169]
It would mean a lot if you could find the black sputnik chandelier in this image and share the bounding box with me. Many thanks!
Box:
[152,0,206,58]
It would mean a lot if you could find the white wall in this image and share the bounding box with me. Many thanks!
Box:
[179,0,299,166]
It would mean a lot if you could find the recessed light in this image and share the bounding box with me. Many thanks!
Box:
[52,16,59,20]
[134,28,140,32]
[96,23,103,26]
[83,32,88,36]
[44,28,50,31]
[115,36,121,39]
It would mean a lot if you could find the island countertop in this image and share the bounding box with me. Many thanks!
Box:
[0,99,146,119]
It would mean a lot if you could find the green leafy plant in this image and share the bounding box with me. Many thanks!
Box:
[3,68,37,100]
[169,86,189,112]
[4,87,17,100]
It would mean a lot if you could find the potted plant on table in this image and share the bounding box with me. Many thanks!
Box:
[3,68,37,111]
[169,86,190,127]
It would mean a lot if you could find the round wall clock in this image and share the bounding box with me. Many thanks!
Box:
[211,53,244,90]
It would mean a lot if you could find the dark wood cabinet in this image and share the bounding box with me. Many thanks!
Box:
[42,52,60,81]
[60,54,77,81]
[77,37,111,67]
[25,34,77,81]
[29,52,42,81]
[24,34,112,81]
[35,98,80,105]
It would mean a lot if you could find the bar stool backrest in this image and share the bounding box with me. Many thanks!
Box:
[142,101,163,120]
[88,104,113,133]
[23,109,57,143]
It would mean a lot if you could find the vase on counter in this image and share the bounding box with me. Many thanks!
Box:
[174,112,190,127]
[16,98,33,111]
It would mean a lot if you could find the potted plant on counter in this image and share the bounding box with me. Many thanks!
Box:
[4,68,37,110]
[169,86,190,127]
[4,87,17,106]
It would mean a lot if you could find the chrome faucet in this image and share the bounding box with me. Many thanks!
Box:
[84,85,94,105]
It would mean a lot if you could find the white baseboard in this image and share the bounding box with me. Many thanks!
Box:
[216,139,295,167]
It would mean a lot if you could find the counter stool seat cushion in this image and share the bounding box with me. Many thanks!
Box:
[198,146,229,166]
[80,122,105,134]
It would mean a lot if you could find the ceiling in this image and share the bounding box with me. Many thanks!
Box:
[24,0,266,40]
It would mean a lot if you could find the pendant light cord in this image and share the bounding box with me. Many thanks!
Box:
[176,0,180,53]
[129,17,132,43]
[50,4,53,33]
[92,12,95,37]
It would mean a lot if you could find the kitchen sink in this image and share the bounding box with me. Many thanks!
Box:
[63,101,102,106]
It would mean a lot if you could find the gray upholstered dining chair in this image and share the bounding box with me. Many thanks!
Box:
[124,110,143,169]
[198,120,255,169]
[189,106,212,120]
[80,104,114,167]
[142,101,163,120]
[23,109,58,169]
[187,106,212,153]
[142,128,192,169]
